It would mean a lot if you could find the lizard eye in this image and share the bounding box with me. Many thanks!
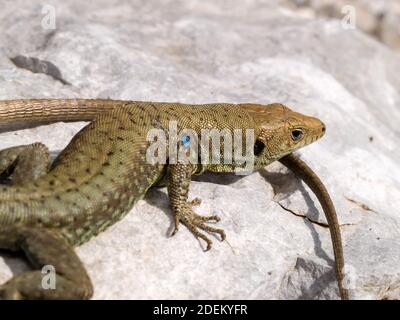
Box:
[254,139,265,156]
[291,129,304,141]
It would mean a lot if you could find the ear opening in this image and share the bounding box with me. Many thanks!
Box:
[254,139,265,156]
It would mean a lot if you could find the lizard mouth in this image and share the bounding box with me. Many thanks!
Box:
[305,119,326,145]
[291,121,325,151]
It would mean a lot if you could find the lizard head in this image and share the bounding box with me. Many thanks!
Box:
[240,103,326,169]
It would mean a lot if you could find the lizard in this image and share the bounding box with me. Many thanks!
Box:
[0,99,348,300]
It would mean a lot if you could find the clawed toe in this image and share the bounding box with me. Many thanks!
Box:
[172,202,226,251]
[189,198,202,206]
[196,214,220,223]
[195,221,225,241]
[170,226,179,237]
[196,232,213,251]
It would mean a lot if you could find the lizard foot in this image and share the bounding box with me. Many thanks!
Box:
[0,227,93,300]
[171,199,226,251]
[0,283,23,300]
[0,272,90,300]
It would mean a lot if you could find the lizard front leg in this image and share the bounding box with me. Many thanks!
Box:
[167,163,226,251]
[0,143,50,184]
[0,226,92,300]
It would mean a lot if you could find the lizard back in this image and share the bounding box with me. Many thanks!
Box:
[0,102,256,245]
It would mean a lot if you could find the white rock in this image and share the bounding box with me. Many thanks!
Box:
[0,0,399,300]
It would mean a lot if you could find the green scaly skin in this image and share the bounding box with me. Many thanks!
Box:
[0,99,347,299]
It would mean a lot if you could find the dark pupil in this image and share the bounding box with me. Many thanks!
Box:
[291,130,303,140]
[254,140,265,156]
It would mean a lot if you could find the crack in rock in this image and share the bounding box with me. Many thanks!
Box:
[277,202,355,228]
[344,196,377,214]
[10,55,71,85]
[277,202,329,228]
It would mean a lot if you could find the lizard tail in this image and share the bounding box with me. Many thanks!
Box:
[0,99,129,132]
[279,153,349,300]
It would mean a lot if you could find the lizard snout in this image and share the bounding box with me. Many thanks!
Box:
[308,116,326,137]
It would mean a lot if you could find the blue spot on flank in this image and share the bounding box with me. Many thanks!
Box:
[182,135,190,147]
